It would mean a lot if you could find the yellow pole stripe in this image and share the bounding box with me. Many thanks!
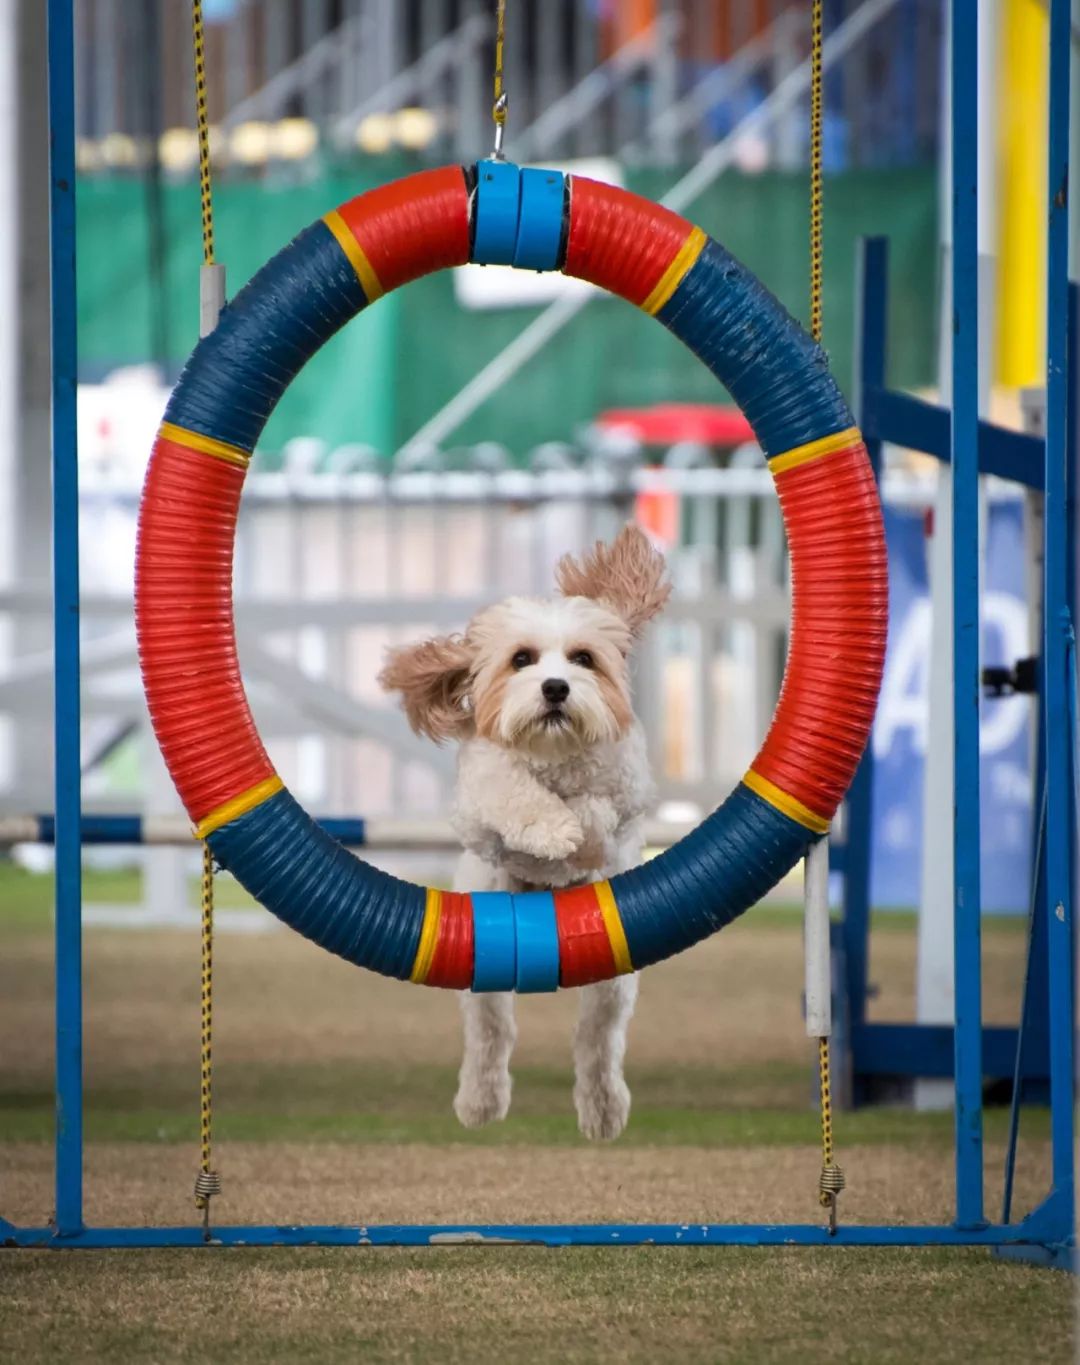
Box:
[195,775,284,839]
[594,880,634,975]
[767,425,862,477]
[159,422,251,469]
[641,226,707,317]
[742,770,831,835]
[323,210,384,303]
[410,888,443,983]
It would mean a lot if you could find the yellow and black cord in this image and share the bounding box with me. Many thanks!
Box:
[807,0,843,1234]
[492,0,509,157]
[192,0,215,266]
[190,0,220,1232]
[194,843,221,1233]
[809,0,824,346]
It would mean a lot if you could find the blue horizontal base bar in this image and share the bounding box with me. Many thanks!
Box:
[852,1023,1047,1083]
[1,1221,1061,1250]
[23,814,369,847]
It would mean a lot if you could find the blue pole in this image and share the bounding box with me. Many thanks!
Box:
[949,0,984,1229]
[46,0,83,1237]
[1041,0,1075,1239]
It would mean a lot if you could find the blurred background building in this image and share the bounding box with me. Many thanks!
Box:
[0,0,1072,918]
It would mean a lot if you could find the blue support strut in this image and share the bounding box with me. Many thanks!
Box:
[46,0,83,1239]
[950,0,984,1229]
[1040,0,1076,1248]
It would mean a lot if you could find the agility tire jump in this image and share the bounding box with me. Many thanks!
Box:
[135,163,888,994]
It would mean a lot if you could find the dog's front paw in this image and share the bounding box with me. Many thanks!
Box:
[574,1075,631,1141]
[454,1071,512,1128]
[503,809,583,861]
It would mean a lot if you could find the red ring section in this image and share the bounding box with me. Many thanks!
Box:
[563,175,693,306]
[755,439,888,818]
[136,169,471,829]
[334,165,471,295]
[425,892,475,989]
[555,884,618,987]
[136,437,275,823]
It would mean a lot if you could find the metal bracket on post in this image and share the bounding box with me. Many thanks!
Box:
[200,263,226,339]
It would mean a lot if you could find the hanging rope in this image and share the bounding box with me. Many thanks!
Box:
[190,0,221,1234]
[194,843,221,1234]
[807,0,844,1235]
[191,0,215,266]
[491,0,509,159]
[809,0,824,346]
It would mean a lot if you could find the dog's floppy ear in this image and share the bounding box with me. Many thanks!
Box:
[378,635,474,743]
[556,524,671,639]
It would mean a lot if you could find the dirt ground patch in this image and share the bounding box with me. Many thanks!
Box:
[1,898,1068,1364]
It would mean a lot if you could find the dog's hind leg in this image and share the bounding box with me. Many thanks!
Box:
[573,973,639,1140]
[454,991,517,1128]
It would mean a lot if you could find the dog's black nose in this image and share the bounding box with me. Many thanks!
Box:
[541,678,570,704]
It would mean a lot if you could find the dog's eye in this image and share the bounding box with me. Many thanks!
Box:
[569,650,595,670]
[510,649,534,670]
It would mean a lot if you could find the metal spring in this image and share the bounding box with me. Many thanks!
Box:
[194,1170,222,1202]
[819,1164,846,1197]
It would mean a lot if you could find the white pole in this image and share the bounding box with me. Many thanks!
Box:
[804,832,832,1037]
[0,0,17,797]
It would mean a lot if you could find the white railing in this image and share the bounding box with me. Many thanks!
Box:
[0,460,950,824]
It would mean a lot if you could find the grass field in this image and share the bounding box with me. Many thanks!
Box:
[1,862,1074,1363]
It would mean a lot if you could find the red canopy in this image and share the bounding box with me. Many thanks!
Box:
[594,403,755,447]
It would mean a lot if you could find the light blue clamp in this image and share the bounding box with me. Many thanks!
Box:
[471,891,517,991]
[472,161,521,266]
[512,891,560,993]
[513,169,565,271]
[471,163,566,272]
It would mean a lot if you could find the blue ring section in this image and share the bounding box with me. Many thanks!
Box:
[165,219,367,453]
[657,238,852,458]
[609,784,813,970]
[471,891,517,991]
[471,160,522,267]
[512,891,560,993]
[207,789,424,979]
[513,170,565,272]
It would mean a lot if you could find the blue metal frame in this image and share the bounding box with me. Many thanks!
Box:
[0,1219,1072,1251]
[4,0,1073,1260]
[949,0,985,1232]
[1038,0,1076,1246]
[47,0,83,1241]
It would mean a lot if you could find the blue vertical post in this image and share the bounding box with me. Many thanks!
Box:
[1041,0,1075,1240]
[47,0,83,1237]
[949,0,984,1229]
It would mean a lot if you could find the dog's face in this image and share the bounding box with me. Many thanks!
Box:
[379,524,670,754]
[467,595,633,755]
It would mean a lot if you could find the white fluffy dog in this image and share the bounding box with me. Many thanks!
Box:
[379,524,670,1140]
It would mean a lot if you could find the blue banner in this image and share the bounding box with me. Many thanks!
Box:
[870,500,1033,913]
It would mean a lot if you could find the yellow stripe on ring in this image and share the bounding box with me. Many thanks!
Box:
[410,887,443,984]
[323,209,384,303]
[594,880,634,975]
[767,425,862,477]
[742,769,831,835]
[641,226,707,317]
[159,421,251,469]
[195,775,284,839]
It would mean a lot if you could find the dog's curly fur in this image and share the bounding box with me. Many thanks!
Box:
[379,525,670,1140]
